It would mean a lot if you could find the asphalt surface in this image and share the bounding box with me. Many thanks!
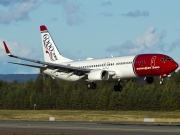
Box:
[0,121,180,135]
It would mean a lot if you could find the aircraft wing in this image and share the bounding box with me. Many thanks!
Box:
[3,41,90,74]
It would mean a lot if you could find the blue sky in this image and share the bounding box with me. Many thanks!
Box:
[0,0,180,74]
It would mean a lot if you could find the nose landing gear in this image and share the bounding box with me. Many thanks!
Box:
[160,79,164,85]
[160,74,166,85]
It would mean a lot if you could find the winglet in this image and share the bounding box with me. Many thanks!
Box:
[40,25,47,32]
[3,41,12,56]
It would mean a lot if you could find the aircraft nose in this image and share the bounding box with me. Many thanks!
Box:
[173,61,179,70]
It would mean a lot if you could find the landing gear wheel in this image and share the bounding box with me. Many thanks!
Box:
[160,80,164,85]
[87,82,97,90]
[114,84,123,92]
[119,85,123,92]
[92,82,97,90]
[119,81,125,88]
[114,85,119,91]
[87,83,92,89]
[160,78,164,85]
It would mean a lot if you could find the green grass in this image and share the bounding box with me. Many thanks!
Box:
[0,110,180,122]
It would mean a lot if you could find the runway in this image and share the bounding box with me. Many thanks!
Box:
[0,121,180,135]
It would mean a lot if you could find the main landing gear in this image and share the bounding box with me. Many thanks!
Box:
[87,82,97,90]
[114,82,123,92]
[87,81,124,92]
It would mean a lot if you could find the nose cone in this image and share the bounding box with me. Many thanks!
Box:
[172,61,179,71]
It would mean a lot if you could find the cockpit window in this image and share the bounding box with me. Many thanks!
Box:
[161,58,165,62]
[166,58,173,61]
[161,58,173,62]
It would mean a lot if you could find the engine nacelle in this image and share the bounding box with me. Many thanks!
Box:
[133,77,154,86]
[88,70,109,81]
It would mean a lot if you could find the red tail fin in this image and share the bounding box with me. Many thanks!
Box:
[40,25,47,32]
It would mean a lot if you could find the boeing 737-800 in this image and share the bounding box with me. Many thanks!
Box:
[3,25,179,91]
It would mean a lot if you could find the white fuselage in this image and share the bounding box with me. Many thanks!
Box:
[43,55,137,82]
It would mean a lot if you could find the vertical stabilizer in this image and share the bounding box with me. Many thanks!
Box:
[40,25,72,63]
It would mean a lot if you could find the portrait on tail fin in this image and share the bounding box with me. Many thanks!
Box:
[40,25,72,63]
[42,33,58,61]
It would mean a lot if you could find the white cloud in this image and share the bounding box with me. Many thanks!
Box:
[50,17,58,21]
[0,39,41,60]
[0,39,5,58]
[106,26,178,56]
[135,26,166,47]
[161,39,180,53]
[0,0,82,25]
[101,1,112,6]
[98,12,113,17]
[48,0,82,26]
[0,1,39,24]
[0,0,30,6]
[47,0,66,4]
[122,10,150,18]
[0,39,42,74]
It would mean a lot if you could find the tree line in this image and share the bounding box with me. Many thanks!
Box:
[0,70,180,110]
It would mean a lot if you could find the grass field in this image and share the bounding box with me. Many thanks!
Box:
[0,110,180,123]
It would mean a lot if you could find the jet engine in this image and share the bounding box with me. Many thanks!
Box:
[88,69,109,81]
[133,77,154,86]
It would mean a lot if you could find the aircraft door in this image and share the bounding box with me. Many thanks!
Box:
[151,56,156,72]
[107,62,110,69]
[103,62,110,69]
[103,62,106,69]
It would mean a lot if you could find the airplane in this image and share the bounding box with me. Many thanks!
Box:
[3,25,179,91]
